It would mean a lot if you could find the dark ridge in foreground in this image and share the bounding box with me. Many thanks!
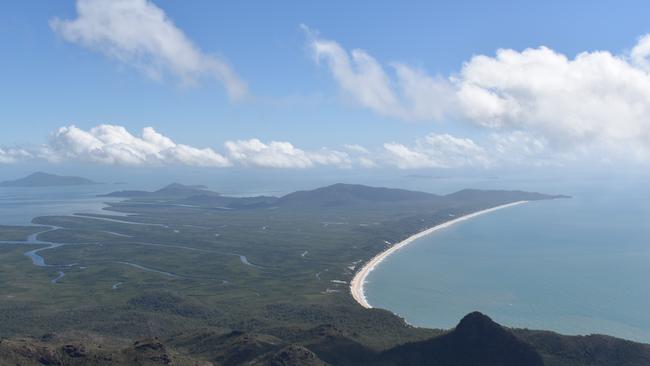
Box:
[0,172,99,187]
[2,312,648,366]
[377,312,543,366]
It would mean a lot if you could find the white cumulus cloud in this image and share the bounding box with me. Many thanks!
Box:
[383,133,491,169]
[306,24,455,121]
[49,125,231,167]
[224,138,351,168]
[308,29,650,163]
[307,30,410,119]
[488,131,556,166]
[51,0,246,99]
[343,144,379,167]
[343,144,370,154]
[0,147,33,164]
[0,126,579,170]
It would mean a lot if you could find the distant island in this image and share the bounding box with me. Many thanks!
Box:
[101,182,214,198]
[0,172,99,187]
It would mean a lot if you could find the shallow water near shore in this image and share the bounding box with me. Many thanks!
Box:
[0,185,123,225]
[365,182,650,343]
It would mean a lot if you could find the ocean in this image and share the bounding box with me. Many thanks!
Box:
[364,179,650,343]
[0,185,124,225]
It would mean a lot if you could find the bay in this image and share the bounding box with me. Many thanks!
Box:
[365,181,650,343]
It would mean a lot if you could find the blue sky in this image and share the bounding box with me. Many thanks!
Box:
[1,0,650,174]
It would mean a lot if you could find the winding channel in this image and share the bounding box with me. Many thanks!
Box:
[0,225,70,283]
[72,215,263,267]
[0,217,263,285]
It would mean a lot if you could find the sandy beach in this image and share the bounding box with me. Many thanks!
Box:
[350,201,528,308]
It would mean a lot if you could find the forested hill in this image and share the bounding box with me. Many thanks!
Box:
[102,182,566,210]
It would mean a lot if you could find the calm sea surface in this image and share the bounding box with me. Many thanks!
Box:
[365,181,650,343]
[0,185,123,225]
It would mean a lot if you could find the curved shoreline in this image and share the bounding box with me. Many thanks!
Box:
[350,201,528,309]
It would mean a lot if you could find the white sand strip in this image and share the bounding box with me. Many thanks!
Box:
[350,201,528,309]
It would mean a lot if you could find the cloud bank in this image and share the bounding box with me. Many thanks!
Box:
[0,147,32,164]
[383,134,491,169]
[0,125,364,169]
[308,30,650,162]
[0,124,558,170]
[48,125,231,167]
[51,0,246,99]
[225,139,351,168]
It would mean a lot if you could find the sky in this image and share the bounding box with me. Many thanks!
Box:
[2,0,650,180]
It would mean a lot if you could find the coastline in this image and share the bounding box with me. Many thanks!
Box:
[350,201,529,309]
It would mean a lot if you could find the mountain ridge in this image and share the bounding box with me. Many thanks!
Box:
[101,183,566,209]
[2,311,647,365]
[101,182,218,199]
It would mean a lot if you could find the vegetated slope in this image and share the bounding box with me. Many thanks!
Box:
[514,328,650,366]
[3,311,648,366]
[273,184,566,210]
[0,337,206,366]
[376,312,544,366]
[276,183,441,207]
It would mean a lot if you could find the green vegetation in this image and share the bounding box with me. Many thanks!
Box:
[0,183,647,365]
[0,225,44,241]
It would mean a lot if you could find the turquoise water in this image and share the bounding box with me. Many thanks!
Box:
[365,183,650,343]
